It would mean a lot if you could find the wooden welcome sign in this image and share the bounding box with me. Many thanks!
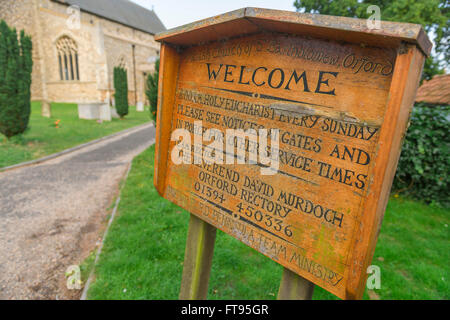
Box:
[153,8,431,300]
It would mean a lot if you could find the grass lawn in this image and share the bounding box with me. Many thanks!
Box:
[87,145,449,300]
[0,102,151,168]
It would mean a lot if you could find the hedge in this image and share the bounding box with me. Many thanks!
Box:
[393,103,449,207]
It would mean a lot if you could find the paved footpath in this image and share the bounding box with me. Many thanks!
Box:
[0,123,156,299]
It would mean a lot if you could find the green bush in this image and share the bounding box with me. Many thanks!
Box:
[113,66,128,118]
[146,58,159,122]
[393,103,449,207]
[0,20,33,139]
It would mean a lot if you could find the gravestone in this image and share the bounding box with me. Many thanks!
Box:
[153,8,431,300]
[99,104,112,121]
[78,102,112,121]
[111,106,120,119]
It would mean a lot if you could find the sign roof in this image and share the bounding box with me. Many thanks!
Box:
[155,7,431,56]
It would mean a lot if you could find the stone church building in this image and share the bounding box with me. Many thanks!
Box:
[0,0,165,114]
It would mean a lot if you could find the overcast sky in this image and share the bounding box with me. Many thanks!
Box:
[130,0,296,29]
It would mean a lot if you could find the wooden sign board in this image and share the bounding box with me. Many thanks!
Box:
[154,8,431,300]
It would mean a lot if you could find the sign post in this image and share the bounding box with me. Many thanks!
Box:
[179,214,217,300]
[153,8,431,300]
[278,268,315,300]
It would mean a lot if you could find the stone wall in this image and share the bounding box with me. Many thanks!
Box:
[102,16,160,106]
[39,1,110,103]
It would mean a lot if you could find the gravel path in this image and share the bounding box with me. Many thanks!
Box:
[0,123,156,299]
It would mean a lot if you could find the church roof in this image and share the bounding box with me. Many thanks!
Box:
[52,0,166,35]
[415,74,450,106]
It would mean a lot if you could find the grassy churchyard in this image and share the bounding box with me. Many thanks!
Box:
[86,146,449,300]
[0,102,151,168]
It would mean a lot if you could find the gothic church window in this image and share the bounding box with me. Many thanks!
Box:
[56,36,80,81]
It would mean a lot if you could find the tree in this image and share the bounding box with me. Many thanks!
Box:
[113,66,129,118]
[0,20,33,139]
[146,58,159,122]
[293,0,449,80]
